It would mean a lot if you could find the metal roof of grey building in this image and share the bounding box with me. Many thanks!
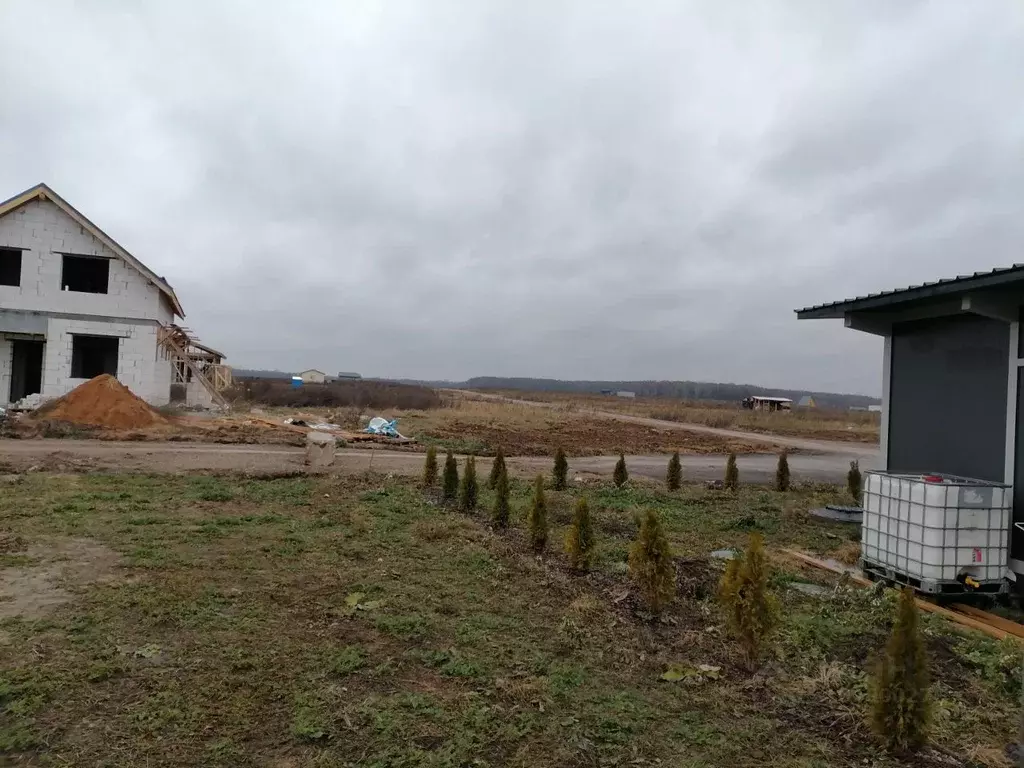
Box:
[795,264,1024,319]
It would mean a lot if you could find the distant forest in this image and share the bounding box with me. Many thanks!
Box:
[405,377,879,409]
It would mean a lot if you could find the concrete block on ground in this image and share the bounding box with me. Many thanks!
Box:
[305,431,336,470]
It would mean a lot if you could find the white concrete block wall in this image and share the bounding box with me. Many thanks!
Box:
[42,318,172,405]
[185,380,217,408]
[0,336,11,402]
[0,199,171,321]
[0,197,185,406]
[153,335,173,404]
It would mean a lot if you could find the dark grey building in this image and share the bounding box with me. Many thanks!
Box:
[797,265,1024,578]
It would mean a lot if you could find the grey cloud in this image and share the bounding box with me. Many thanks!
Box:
[1,0,1023,395]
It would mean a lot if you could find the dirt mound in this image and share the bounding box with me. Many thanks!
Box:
[35,375,168,430]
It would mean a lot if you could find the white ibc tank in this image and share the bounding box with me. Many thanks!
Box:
[861,472,1010,584]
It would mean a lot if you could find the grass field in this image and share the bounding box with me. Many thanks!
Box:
[479,390,881,444]
[1,468,1018,767]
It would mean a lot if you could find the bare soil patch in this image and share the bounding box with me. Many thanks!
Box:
[424,417,766,456]
[0,537,121,620]
[397,398,774,456]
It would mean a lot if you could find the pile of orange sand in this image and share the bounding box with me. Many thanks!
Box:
[34,374,168,430]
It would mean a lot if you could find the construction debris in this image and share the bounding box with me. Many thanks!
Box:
[284,417,343,431]
[364,417,404,438]
[809,504,863,523]
[32,375,169,430]
[11,393,46,410]
[788,582,829,597]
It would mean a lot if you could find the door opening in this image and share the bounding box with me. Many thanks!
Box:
[9,339,44,403]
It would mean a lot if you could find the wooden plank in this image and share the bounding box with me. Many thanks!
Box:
[950,604,1024,640]
[779,548,1019,643]
[779,548,872,586]
[917,601,1011,641]
[243,417,308,434]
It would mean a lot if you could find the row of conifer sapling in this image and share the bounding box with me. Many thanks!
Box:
[679,448,862,500]
[420,444,918,753]
[425,440,864,502]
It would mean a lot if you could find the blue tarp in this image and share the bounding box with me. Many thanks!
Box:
[364,417,401,438]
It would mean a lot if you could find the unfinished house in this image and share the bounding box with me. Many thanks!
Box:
[0,183,229,407]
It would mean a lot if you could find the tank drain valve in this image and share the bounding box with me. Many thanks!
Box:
[956,574,981,590]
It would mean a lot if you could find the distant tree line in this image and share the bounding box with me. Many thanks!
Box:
[452,377,879,409]
[226,378,442,410]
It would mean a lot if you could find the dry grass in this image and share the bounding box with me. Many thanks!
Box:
[473,389,881,443]
[834,540,862,565]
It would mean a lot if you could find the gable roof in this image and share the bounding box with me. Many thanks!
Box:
[0,183,185,317]
[795,264,1024,319]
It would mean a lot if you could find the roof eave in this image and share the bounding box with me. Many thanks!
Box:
[795,266,1024,319]
[795,306,846,320]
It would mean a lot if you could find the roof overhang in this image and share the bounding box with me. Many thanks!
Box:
[796,265,1024,335]
[192,340,226,360]
[0,183,185,318]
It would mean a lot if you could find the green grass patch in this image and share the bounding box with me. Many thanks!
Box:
[0,470,1016,766]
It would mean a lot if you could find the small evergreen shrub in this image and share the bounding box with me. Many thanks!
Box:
[628,509,675,614]
[870,587,930,754]
[459,456,478,512]
[848,460,862,504]
[442,450,459,503]
[774,450,790,492]
[613,454,628,488]
[553,446,568,490]
[564,497,595,571]
[666,451,681,491]
[719,533,778,669]
[527,475,548,553]
[492,464,511,529]
[488,447,506,490]
[724,452,738,491]
[422,445,438,487]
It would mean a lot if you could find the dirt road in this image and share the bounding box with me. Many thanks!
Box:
[0,438,875,483]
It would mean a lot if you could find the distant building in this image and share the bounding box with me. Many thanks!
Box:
[741,396,793,412]
[797,395,817,408]
[298,369,327,384]
[868,404,882,413]
[616,390,636,399]
[336,371,362,380]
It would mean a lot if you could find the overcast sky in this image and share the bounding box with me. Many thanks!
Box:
[2,2,1022,395]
